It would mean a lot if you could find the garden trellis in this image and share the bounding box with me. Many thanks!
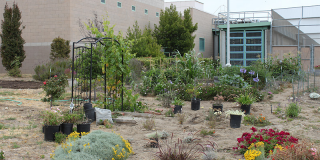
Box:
[71,37,124,110]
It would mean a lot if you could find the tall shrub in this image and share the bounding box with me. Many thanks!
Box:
[50,37,70,60]
[0,3,25,71]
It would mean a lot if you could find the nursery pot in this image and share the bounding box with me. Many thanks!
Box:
[212,104,223,112]
[174,105,182,114]
[191,99,200,111]
[230,115,242,128]
[77,123,90,136]
[60,123,73,135]
[241,104,251,115]
[83,103,93,110]
[85,108,95,122]
[44,125,60,141]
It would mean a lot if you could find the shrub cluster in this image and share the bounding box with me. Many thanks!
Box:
[33,58,71,81]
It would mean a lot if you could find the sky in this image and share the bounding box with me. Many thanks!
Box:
[164,0,320,15]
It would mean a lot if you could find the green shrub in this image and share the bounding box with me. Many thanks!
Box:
[33,58,71,81]
[0,150,4,160]
[52,130,133,160]
[55,132,67,144]
[285,102,301,117]
[217,74,249,88]
[50,37,70,60]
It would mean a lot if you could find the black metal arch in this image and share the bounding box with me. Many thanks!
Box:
[71,37,124,110]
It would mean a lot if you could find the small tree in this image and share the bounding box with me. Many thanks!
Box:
[0,2,25,73]
[50,37,70,60]
[126,21,162,57]
[153,4,198,56]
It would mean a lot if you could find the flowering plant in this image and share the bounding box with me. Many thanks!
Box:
[235,92,256,105]
[270,142,320,160]
[213,93,224,105]
[41,108,63,126]
[42,75,68,107]
[315,65,320,69]
[225,109,245,118]
[235,127,298,157]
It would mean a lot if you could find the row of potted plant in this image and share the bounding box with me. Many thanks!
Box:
[41,109,91,141]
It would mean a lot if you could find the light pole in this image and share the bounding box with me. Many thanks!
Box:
[226,0,231,66]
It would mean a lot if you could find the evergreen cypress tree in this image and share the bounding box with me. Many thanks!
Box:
[0,2,25,71]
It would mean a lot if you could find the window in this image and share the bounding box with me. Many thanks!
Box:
[132,6,136,11]
[199,38,205,51]
[117,2,122,8]
[101,0,105,4]
[145,9,148,15]
[156,12,159,17]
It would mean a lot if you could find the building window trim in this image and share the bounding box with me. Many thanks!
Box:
[156,12,159,17]
[101,0,106,4]
[199,38,205,52]
[117,2,122,8]
[132,5,136,12]
[145,9,148,15]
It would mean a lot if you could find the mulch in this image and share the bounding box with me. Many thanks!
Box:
[0,80,43,89]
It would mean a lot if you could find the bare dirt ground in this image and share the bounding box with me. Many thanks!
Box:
[1,74,320,160]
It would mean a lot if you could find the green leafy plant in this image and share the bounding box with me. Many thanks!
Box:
[235,93,256,105]
[0,150,4,160]
[172,97,184,106]
[8,55,22,77]
[217,74,250,89]
[165,109,175,117]
[200,129,215,137]
[12,142,20,149]
[33,58,71,81]
[55,132,67,144]
[0,2,26,71]
[41,109,63,126]
[42,74,68,107]
[63,113,82,124]
[50,37,70,60]
[103,119,113,129]
[243,114,271,127]
[285,102,301,118]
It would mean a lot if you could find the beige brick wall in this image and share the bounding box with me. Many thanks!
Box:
[190,8,216,58]
[0,0,163,74]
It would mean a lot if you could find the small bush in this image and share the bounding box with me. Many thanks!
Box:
[0,150,4,160]
[285,103,301,117]
[243,114,271,127]
[33,58,71,81]
[165,109,174,117]
[143,118,155,130]
[52,130,133,160]
[50,37,70,60]
[55,132,67,144]
[200,129,215,137]
[176,113,186,124]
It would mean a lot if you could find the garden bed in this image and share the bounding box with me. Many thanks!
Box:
[1,76,320,159]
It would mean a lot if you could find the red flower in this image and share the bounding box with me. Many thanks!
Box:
[251,127,257,132]
[43,81,46,85]
[54,75,58,77]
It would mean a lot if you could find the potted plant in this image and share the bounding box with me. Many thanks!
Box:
[235,93,256,115]
[225,109,245,128]
[212,94,224,112]
[76,115,91,136]
[41,109,63,141]
[187,84,201,111]
[61,113,82,135]
[172,97,184,114]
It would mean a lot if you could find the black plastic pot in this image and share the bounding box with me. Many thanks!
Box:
[212,104,223,112]
[191,99,200,110]
[44,125,60,141]
[241,104,251,115]
[61,123,73,135]
[174,105,182,114]
[83,103,93,110]
[85,108,95,122]
[77,123,90,136]
[230,115,242,128]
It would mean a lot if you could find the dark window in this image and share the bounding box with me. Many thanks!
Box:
[246,46,261,51]
[117,2,122,8]
[145,9,148,15]
[246,32,261,37]
[199,38,205,51]
[132,6,136,11]
[246,53,261,58]
[230,46,243,51]
[231,60,243,66]
[230,32,243,37]
[246,39,261,44]
[230,39,243,44]
[230,53,243,59]
[101,0,105,4]
[156,12,159,17]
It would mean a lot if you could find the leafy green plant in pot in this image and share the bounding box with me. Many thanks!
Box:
[41,109,63,141]
[235,93,256,115]
[212,93,224,112]
[172,97,184,114]
[61,113,82,135]
[187,84,201,111]
[225,109,245,128]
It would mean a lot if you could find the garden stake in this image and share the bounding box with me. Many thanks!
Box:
[314,70,316,89]
[292,79,294,99]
